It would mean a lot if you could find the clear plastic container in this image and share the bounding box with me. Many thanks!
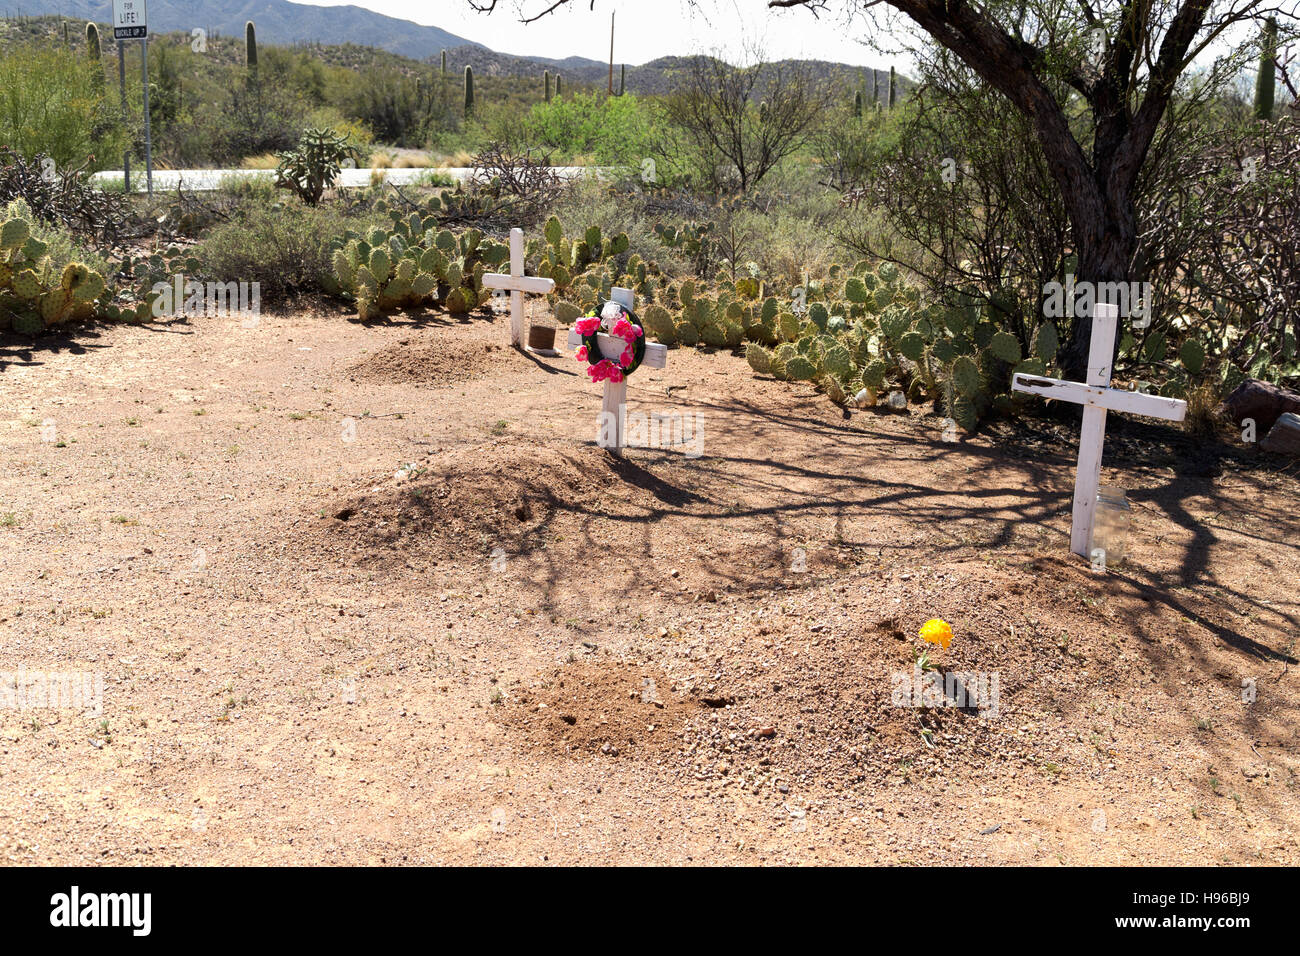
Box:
[1090,485,1131,568]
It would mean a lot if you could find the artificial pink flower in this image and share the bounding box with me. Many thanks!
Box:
[608,367,624,383]
[574,317,600,336]
[619,347,633,367]
[587,359,617,383]
[575,345,588,362]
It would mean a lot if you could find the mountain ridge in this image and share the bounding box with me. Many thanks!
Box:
[2,1,903,95]
[2,0,482,59]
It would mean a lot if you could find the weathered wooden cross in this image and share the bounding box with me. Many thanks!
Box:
[566,287,668,456]
[1011,302,1187,558]
[483,227,555,349]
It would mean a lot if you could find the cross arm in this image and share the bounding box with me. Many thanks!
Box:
[1012,373,1187,422]
[482,273,555,295]
[566,329,668,370]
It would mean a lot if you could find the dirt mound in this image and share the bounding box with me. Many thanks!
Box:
[347,331,509,387]
[297,442,659,569]
[675,554,1168,795]
[504,660,705,759]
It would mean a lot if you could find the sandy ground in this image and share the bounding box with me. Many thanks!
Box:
[0,301,1296,865]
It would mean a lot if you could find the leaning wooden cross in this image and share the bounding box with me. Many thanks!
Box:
[483,227,555,348]
[1011,302,1187,558]
[566,287,668,456]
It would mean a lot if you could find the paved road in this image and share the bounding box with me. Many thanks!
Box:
[90,166,600,192]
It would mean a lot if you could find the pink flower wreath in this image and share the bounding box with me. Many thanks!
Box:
[573,300,646,383]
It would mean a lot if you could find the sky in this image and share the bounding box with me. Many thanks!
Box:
[293,0,906,69]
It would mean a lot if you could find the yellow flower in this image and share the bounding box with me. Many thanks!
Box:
[919,618,954,649]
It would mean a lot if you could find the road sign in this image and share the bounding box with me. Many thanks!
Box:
[113,0,148,40]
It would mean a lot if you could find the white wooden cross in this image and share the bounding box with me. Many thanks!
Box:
[483,227,555,349]
[1011,302,1187,558]
[566,287,668,456]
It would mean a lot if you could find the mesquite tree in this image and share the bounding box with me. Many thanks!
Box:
[661,50,829,194]
[470,0,1298,379]
[771,0,1298,378]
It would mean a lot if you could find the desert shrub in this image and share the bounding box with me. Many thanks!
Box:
[166,82,310,168]
[0,42,127,172]
[655,54,830,195]
[465,142,567,225]
[1139,109,1300,394]
[718,165,848,285]
[340,66,444,146]
[216,174,280,205]
[411,169,458,188]
[519,92,655,165]
[0,148,130,241]
[195,200,361,305]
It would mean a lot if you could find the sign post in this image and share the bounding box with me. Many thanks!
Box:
[112,0,151,195]
[118,36,129,193]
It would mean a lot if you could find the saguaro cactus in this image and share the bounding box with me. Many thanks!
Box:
[888,66,896,109]
[545,69,552,102]
[555,74,563,97]
[854,89,863,117]
[619,63,626,96]
[872,68,879,105]
[440,50,447,75]
[1255,18,1278,120]
[246,21,258,79]
[86,22,100,59]
[464,65,474,116]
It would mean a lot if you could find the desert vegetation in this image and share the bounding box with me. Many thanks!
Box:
[1,3,1299,871]
[1,9,1296,435]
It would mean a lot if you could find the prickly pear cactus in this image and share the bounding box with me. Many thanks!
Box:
[326,205,513,320]
[0,214,114,334]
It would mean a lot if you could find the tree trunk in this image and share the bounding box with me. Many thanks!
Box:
[1059,199,1138,381]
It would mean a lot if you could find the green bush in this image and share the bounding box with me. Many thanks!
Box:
[0,42,127,172]
[196,200,365,305]
[520,92,654,165]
